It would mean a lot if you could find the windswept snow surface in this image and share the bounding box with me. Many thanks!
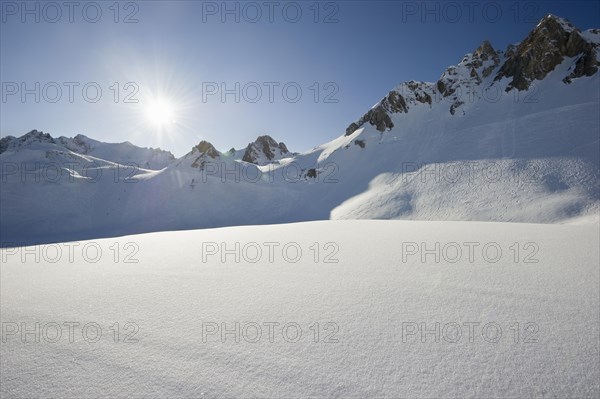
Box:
[1,221,598,398]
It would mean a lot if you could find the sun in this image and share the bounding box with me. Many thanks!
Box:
[145,99,175,126]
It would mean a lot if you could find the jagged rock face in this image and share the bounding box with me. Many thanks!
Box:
[192,141,219,159]
[344,38,503,137]
[405,81,433,105]
[343,15,598,137]
[0,130,55,154]
[345,90,409,135]
[436,41,499,107]
[345,123,361,136]
[359,105,395,133]
[473,40,497,61]
[0,138,9,154]
[504,44,517,59]
[0,135,16,154]
[496,15,598,91]
[433,54,484,117]
[345,77,458,136]
[436,78,454,98]
[23,130,54,143]
[278,142,289,154]
[242,135,290,164]
[466,40,501,79]
[189,141,220,169]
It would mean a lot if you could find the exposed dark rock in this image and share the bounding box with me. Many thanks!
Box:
[344,106,392,136]
[278,142,289,153]
[415,91,432,104]
[189,140,219,169]
[470,67,482,84]
[354,140,366,148]
[381,90,409,114]
[242,135,290,164]
[405,82,431,104]
[405,82,433,105]
[306,168,317,178]
[192,140,219,159]
[450,101,465,115]
[190,158,205,169]
[1,130,57,154]
[258,135,278,160]
[495,15,597,91]
[0,136,14,154]
[436,78,456,97]
[564,50,599,83]
[344,90,409,135]
[366,106,395,132]
[474,40,497,61]
[504,44,517,59]
[345,123,360,136]
[20,130,54,144]
[342,14,598,142]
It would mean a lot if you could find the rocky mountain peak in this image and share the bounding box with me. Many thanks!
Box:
[343,14,599,137]
[255,135,278,147]
[242,135,291,164]
[536,14,576,33]
[192,140,220,159]
[0,130,56,154]
[496,15,597,90]
[182,140,221,170]
[22,129,54,142]
[474,40,497,60]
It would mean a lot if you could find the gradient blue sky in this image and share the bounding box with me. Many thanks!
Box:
[1,0,599,156]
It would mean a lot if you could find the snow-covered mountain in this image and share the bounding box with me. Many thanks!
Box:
[0,130,175,170]
[241,135,295,165]
[58,134,176,170]
[1,14,598,244]
[171,135,294,171]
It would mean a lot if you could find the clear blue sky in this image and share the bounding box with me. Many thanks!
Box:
[1,0,599,156]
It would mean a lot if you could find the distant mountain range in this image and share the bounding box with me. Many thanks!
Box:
[1,14,598,244]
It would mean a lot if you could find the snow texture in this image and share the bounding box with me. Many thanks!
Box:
[1,221,598,398]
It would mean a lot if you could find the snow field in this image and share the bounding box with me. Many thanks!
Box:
[1,220,598,398]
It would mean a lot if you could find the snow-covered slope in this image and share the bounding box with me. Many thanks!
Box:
[1,220,598,398]
[58,134,175,170]
[312,15,600,222]
[314,65,600,222]
[1,15,598,244]
[0,130,175,170]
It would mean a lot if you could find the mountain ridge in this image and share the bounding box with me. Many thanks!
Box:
[1,14,598,244]
[345,14,599,136]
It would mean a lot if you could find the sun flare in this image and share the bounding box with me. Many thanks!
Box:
[145,99,175,126]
